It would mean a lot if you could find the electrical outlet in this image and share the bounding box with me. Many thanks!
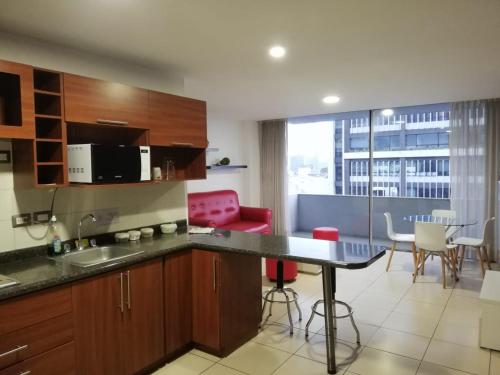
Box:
[33,210,51,224]
[94,208,120,226]
[11,213,32,228]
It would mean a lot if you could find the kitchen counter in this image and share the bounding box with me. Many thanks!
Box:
[0,228,386,302]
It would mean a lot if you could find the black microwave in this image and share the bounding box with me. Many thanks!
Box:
[67,144,151,183]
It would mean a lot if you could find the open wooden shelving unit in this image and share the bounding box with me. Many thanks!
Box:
[33,69,67,187]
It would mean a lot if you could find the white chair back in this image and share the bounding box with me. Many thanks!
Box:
[431,209,456,219]
[415,222,447,253]
[482,217,495,244]
[384,212,396,241]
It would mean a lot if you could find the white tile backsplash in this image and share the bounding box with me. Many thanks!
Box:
[0,141,188,253]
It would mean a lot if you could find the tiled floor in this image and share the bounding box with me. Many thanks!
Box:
[154,251,498,375]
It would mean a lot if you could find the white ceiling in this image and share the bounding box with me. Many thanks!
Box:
[1,0,500,120]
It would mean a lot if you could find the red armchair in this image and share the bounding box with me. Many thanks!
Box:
[187,190,297,281]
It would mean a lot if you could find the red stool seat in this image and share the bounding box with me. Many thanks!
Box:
[313,227,339,241]
[266,259,298,281]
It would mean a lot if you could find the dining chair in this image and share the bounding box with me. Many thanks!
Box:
[453,217,494,277]
[384,212,416,273]
[431,209,457,239]
[414,221,458,288]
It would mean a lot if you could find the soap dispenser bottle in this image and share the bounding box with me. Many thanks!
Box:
[47,215,62,256]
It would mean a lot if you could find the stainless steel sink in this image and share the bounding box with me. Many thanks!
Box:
[52,246,144,268]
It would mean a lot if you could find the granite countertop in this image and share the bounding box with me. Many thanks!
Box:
[0,229,386,302]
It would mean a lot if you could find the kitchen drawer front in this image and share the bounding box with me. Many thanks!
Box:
[0,286,72,336]
[0,313,73,370]
[0,341,75,375]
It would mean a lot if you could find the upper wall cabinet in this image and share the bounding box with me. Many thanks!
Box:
[0,60,35,139]
[63,73,149,129]
[149,91,207,148]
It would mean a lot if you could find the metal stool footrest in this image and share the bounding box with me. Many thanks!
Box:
[261,287,302,335]
[305,299,360,344]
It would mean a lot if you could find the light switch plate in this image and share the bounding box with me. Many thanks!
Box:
[0,150,11,164]
[33,211,51,224]
[12,213,32,228]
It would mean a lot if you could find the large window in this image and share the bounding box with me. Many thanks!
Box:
[288,103,451,199]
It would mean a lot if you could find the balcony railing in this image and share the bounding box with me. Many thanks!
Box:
[291,194,450,239]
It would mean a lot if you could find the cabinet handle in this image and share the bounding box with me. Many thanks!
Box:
[212,256,217,292]
[0,344,28,359]
[119,273,124,313]
[170,142,194,147]
[19,371,31,375]
[96,119,128,126]
[126,270,131,310]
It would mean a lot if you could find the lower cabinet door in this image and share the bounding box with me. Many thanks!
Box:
[164,250,192,357]
[72,271,125,375]
[123,259,165,374]
[192,250,221,352]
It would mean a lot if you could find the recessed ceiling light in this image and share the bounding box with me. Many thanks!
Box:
[322,95,340,104]
[269,46,286,59]
[381,108,394,116]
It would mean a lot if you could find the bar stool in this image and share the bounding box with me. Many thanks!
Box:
[305,227,360,344]
[262,259,302,335]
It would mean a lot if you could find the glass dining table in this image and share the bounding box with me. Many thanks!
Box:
[403,215,477,237]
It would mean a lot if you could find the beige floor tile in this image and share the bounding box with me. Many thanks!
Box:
[404,283,452,306]
[190,348,222,362]
[201,364,246,375]
[253,323,308,353]
[154,353,214,375]
[441,306,481,328]
[423,339,490,375]
[349,303,392,327]
[295,333,362,368]
[490,351,500,375]
[416,361,473,375]
[382,311,439,338]
[273,354,338,375]
[367,327,430,360]
[316,319,379,346]
[433,320,479,347]
[219,341,290,375]
[353,290,401,310]
[394,298,445,319]
[274,301,325,333]
[347,347,420,375]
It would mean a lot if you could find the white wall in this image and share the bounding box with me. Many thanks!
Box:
[0,32,184,94]
[187,115,261,207]
[0,33,187,252]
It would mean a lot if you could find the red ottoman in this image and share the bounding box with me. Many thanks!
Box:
[313,227,339,241]
[266,259,298,281]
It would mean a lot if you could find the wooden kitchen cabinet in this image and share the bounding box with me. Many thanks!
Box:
[63,73,149,128]
[164,250,193,358]
[149,91,207,147]
[123,260,164,374]
[72,259,164,375]
[0,286,74,374]
[192,250,262,356]
[0,60,35,139]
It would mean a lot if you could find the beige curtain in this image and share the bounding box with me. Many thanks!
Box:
[450,99,500,260]
[259,119,288,235]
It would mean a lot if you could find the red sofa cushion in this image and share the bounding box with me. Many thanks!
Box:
[188,190,241,227]
[219,221,270,234]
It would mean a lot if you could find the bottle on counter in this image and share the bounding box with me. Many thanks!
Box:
[47,215,62,256]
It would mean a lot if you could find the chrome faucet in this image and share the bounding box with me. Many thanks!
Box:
[77,213,97,250]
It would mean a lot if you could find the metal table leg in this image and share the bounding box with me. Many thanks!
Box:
[322,266,337,374]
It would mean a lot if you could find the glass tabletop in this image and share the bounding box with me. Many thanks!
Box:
[403,215,477,226]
